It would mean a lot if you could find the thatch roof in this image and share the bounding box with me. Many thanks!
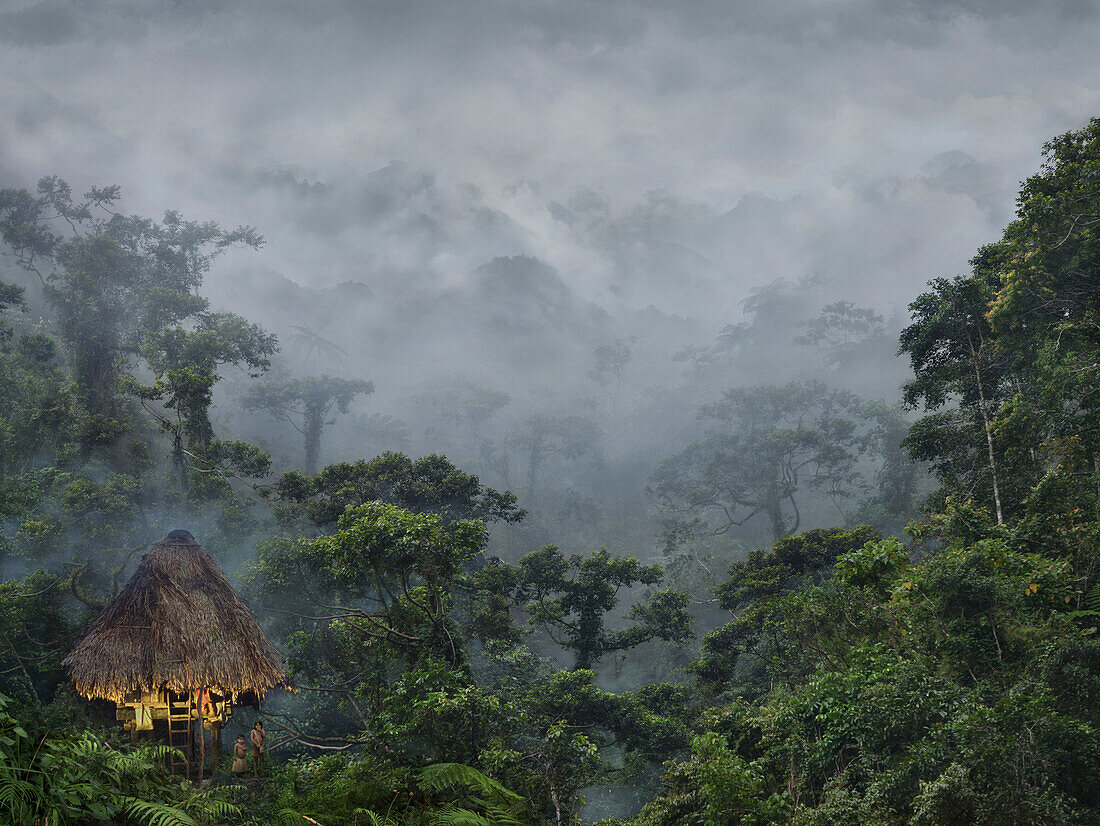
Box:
[64,530,287,704]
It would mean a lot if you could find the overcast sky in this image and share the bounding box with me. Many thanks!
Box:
[3,0,1100,322]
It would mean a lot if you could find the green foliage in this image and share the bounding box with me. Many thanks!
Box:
[8,121,1100,826]
[634,732,788,826]
[135,312,277,456]
[253,501,488,677]
[650,382,872,542]
[0,279,26,344]
[697,526,881,690]
[268,756,530,826]
[271,452,525,528]
[0,692,241,825]
[0,178,263,437]
[512,546,691,670]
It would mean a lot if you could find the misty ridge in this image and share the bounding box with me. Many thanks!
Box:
[185,149,1003,555]
[0,139,1006,657]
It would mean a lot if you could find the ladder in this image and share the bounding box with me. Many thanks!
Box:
[166,692,193,779]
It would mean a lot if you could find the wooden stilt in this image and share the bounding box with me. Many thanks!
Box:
[212,721,222,774]
[196,689,206,781]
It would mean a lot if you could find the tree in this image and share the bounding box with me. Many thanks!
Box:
[288,324,348,367]
[243,375,373,473]
[896,120,1100,528]
[272,451,525,528]
[415,381,510,467]
[587,338,635,391]
[587,337,637,422]
[0,332,72,481]
[359,412,410,447]
[132,312,276,461]
[650,382,869,542]
[0,281,24,344]
[252,500,491,713]
[899,274,1016,524]
[0,178,264,442]
[507,414,602,501]
[512,545,691,670]
[695,526,881,689]
[855,401,926,529]
[796,300,885,371]
[983,118,1100,504]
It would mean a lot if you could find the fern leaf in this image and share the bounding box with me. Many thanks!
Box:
[419,763,523,804]
[1086,581,1100,612]
[122,797,201,826]
[430,806,495,826]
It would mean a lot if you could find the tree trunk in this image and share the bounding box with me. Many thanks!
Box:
[303,401,323,474]
[550,784,565,826]
[766,483,787,541]
[969,348,1004,524]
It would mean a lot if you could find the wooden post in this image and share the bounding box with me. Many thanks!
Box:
[195,689,206,780]
[212,721,221,774]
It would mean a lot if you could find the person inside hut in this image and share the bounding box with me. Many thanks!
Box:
[232,735,249,776]
[195,688,215,719]
[250,720,266,776]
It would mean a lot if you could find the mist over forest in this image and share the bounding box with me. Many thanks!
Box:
[4,2,1100,825]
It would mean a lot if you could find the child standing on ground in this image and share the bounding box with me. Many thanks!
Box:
[231,735,248,776]
[250,721,266,776]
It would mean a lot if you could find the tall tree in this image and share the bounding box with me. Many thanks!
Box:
[650,382,869,542]
[796,300,885,371]
[899,275,1016,524]
[0,177,266,452]
[508,414,602,501]
[512,545,691,671]
[984,117,1100,500]
[415,381,510,466]
[134,312,276,460]
[242,375,373,473]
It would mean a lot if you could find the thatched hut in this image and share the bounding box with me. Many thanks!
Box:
[63,529,286,775]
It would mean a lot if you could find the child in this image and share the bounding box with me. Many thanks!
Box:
[232,735,248,776]
[250,720,266,776]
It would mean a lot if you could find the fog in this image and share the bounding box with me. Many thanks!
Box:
[4,0,1100,560]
